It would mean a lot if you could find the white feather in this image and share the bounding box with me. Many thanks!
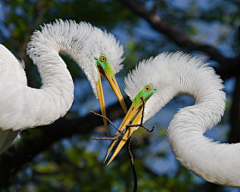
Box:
[0,19,124,154]
[27,19,124,98]
[124,52,240,187]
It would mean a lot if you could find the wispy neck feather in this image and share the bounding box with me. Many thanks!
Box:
[125,52,240,187]
[166,54,240,187]
[0,21,79,130]
[28,19,124,97]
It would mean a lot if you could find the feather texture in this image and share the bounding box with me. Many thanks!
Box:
[27,19,124,98]
[124,52,240,187]
[0,19,124,154]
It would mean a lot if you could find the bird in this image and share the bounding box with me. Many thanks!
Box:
[0,19,127,155]
[104,52,240,187]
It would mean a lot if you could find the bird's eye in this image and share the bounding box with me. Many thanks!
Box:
[100,56,106,62]
[145,85,151,92]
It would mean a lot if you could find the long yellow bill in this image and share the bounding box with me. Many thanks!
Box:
[104,83,156,164]
[104,101,143,162]
[104,72,127,114]
[96,71,108,133]
[107,107,143,165]
[95,55,127,134]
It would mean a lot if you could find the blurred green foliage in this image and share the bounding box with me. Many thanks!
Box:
[0,0,239,191]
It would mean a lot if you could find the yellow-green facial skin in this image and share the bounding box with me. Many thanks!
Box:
[95,54,114,79]
[131,84,156,108]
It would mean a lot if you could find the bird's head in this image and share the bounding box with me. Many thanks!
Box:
[105,53,182,164]
[78,23,127,131]
[27,19,127,133]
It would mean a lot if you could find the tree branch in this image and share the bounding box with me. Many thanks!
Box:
[117,0,240,80]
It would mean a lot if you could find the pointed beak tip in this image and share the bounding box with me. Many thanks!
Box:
[104,106,143,164]
[107,157,114,165]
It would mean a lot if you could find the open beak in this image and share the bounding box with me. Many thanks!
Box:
[104,99,145,165]
[106,106,143,165]
[96,63,127,134]
[104,84,156,164]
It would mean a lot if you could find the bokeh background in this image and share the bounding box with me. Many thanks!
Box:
[0,0,240,191]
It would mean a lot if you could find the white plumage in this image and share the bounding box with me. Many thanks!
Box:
[0,19,125,154]
[124,52,240,187]
[28,20,124,98]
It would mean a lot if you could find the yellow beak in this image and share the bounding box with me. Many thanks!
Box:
[96,71,108,133]
[104,72,127,114]
[104,101,144,165]
[96,70,128,134]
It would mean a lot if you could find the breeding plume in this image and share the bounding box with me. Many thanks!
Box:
[0,19,127,154]
[105,52,240,187]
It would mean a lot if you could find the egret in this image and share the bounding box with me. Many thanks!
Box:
[0,19,127,154]
[105,52,240,187]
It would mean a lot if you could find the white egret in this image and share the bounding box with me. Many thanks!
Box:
[0,19,127,155]
[105,52,240,187]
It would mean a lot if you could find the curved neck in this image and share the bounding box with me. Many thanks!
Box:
[167,64,240,187]
[0,23,82,130]
[24,23,80,129]
[27,20,118,98]
[22,53,74,130]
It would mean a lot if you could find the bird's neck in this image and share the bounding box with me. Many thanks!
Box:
[167,63,240,187]
[28,20,101,97]
[8,22,85,130]
[21,20,104,130]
